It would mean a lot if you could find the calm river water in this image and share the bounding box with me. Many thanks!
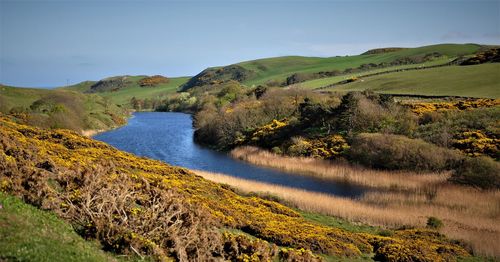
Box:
[94,112,365,197]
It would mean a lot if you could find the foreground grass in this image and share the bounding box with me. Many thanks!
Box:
[195,168,500,257]
[299,210,378,235]
[329,63,500,98]
[0,192,118,262]
[0,116,473,260]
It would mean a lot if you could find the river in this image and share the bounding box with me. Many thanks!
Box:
[94,112,365,197]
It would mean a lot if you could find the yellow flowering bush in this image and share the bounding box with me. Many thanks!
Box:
[287,135,350,159]
[138,75,169,87]
[453,130,499,158]
[0,115,470,260]
[407,98,500,115]
[251,119,287,142]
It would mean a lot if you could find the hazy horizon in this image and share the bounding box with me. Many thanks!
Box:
[1,0,499,88]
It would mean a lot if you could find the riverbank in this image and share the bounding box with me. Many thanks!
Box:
[82,110,136,137]
[195,169,500,257]
[230,146,448,191]
[81,129,107,137]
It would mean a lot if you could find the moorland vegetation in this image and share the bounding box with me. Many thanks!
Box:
[0,116,473,261]
[1,43,499,261]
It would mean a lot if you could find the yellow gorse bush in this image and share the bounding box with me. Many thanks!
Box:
[407,98,500,115]
[251,119,287,142]
[0,115,471,260]
[288,135,350,159]
[138,75,169,87]
[453,130,499,157]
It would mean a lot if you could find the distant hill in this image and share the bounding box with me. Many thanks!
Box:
[180,43,482,90]
[61,75,190,106]
[361,47,408,55]
[180,65,254,91]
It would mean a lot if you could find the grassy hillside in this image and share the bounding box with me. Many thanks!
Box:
[0,116,472,261]
[62,75,190,107]
[0,192,121,261]
[236,43,481,86]
[0,85,128,133]
[294,58,453,89]
[329,63,500,98]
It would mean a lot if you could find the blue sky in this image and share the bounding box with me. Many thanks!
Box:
[1,0,499,87]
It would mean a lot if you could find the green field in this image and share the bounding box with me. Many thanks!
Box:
[328,63,500,98]
[0,193,119,261]
[62,76,190,106]
[235,43,481,86]
[295,58,455,89]
[0,85,55,110]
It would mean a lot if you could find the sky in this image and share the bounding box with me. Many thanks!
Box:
[1,0,499,87]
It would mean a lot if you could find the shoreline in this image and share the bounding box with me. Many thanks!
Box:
[229,146,449,191]
[195,169,500,257]
[81,110,136,137]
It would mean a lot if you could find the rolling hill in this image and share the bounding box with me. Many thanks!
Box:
[326,63,500,98]
[61,75,190,106]
[181,43,483,90]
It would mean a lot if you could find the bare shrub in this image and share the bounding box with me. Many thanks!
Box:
[348,133,463,171]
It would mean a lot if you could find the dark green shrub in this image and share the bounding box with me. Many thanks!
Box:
[426,217,443,229]
[378,229,394,237]
[271,146,282,155]
[348,133,463,171]
[451,156,500,189]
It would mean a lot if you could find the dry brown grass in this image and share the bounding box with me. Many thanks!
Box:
[231,146,449,191]
[195,170,500,257]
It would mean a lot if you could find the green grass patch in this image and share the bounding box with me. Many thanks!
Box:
[299,210,379,234]
[297,57,453,89]
[331,63,500,98]
[236,44,480,86]
[0,85,54,110]
[0,192,118,262]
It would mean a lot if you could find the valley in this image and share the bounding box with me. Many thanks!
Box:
[1,43,499,261]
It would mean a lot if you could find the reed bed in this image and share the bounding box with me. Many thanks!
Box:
[194,170,500,257]
[230,146,449,191]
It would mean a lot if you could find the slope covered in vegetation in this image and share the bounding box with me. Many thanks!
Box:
[181,43,481,90]
[0,85,128,133]
[61,75,189,108]
[0,116,471,261]
[174,80,499,188]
